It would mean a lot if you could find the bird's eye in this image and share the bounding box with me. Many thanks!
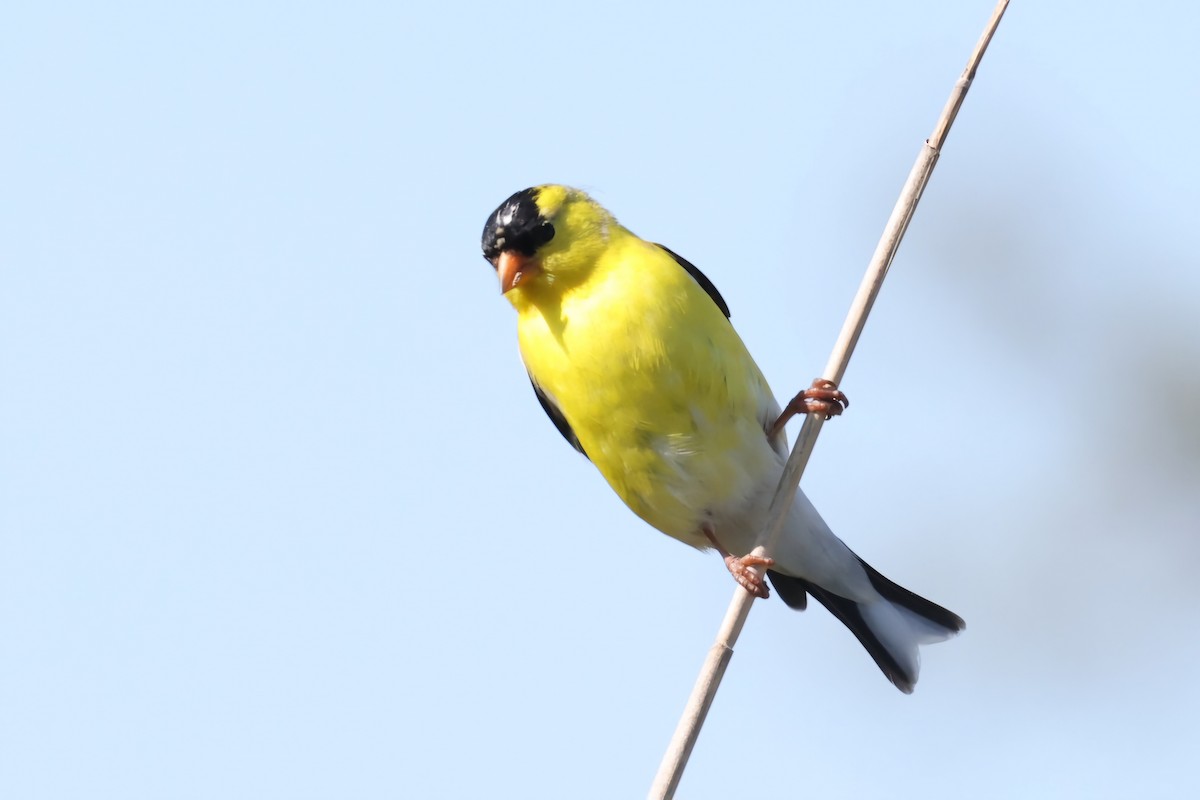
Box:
[481,187,553,263]
[531,221,555,251]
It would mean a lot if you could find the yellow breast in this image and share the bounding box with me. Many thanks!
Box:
[514,233,777,543]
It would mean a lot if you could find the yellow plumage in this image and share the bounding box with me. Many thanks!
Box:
[506,192,777,546]
[480,184,963,693]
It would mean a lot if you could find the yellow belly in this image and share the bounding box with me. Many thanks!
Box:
[515,238,777,545]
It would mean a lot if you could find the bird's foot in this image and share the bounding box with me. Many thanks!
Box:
[703,526,774,599]
[723,552,775,599]
[770,378,849,437]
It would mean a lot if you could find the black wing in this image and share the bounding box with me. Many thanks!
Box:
[530,376,588,460]
[655,244,731,319]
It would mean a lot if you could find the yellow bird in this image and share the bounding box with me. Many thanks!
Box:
[481,185,963,692]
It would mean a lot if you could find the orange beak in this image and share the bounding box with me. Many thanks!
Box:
[497,250,540,294]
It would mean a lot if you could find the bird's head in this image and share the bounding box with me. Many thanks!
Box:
[481,185,617,298]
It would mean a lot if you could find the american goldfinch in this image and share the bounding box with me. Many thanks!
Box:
[481,185,963,693]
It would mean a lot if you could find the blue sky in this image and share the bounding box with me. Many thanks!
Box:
[3,1,1198,797]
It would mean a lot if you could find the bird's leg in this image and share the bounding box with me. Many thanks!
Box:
[770,378,850,438]
[703,525,774,599]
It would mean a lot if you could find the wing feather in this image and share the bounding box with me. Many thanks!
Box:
[529,376,588,459]
[655,244,731,319]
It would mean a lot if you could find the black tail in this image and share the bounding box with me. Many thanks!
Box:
[768,556,964,694]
